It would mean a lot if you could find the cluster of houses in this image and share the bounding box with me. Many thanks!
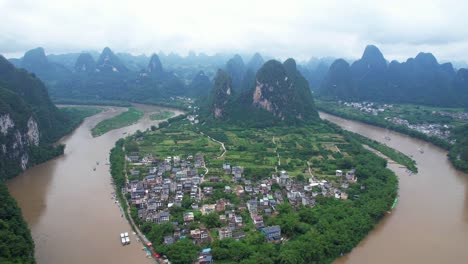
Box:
[340,101,392,116]
[434,110,468,120]
[124,152,359,260]
[385,116,452,141]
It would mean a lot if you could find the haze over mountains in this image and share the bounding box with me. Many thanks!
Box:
[320,45,468,107]
[5,44,468,109]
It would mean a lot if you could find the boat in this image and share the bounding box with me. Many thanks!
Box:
[391,197,398,209]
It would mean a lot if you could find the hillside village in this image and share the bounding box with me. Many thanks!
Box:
[124,151,358,263]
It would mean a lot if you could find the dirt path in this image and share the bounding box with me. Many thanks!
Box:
[200,132,226,159]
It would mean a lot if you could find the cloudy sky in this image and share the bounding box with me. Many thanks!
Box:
[1,0,467,63]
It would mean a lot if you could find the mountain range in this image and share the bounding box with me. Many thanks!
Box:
[320,45,468,106]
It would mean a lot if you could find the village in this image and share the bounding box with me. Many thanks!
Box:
[123,151,358,263]
[337,100,457,142]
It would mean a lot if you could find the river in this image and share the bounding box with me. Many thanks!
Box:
[6,107,468,263]
[7,104,183,264]
[319,112,468,264]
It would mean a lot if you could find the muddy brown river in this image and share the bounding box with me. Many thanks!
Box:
[319,112,468,264]
[6,107,468,263]
[7,104,183,264]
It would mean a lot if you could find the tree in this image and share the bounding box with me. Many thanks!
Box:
[166,238,200,264]
[201,213,221,228]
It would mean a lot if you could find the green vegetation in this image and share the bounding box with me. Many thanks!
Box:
[448,124,468,172]
[200,59,319,127]
[317,100,468,172]
[60,106,102,124]
[91,107,143,137]
[346,131,418,173]
[0,183,35,264]
[116,118,398,263]
[150,110,175,120]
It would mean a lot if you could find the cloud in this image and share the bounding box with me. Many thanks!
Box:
[0,0,467,63]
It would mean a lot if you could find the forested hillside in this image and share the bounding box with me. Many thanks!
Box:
[0,184,35,264]
[201,59,319,126]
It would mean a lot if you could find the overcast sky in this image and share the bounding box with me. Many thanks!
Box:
[1,0,467,64]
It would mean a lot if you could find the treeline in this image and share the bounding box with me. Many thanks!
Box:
[344,130,418,173]
[110,139,127,197]
[0,183,35,264]
[157,114,187,129]
[448,124,468,172]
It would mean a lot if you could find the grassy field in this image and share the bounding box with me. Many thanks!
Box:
[91,107,144,137]
[126,119,356,181]
[150,110,175,120]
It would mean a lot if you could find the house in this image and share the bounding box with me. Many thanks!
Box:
[263,225,281,241]
[164,236,174,245]
[200,229,209,240]
[128,155,140,162]
[183,212,194,222]
[196,255,212,264]
[223,163,231,173]
[159,212,170,223]
[216,200,226,212]
[232,166,243,179]
[247,200,258,214]
[191,229,201,239]
[201,204,216,215]
[253,215,264,228]
[130,169,140,176]
[235,185,244,196]
[203,187,213,196]
[225,186,232,193]
[279,170,289,186]
[335,170,343,176]
[346,169,357,183]
[209,177,220,183]
[219,227,232,239]
[233,231,246,240]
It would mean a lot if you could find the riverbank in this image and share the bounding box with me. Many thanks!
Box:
[7,105,183,264]
[319,112,468,264]
[316,101,468,173]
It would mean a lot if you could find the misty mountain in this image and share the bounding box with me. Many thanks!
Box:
[225,54,246,91]
[320,45,467,106]
[96,47,129,73]
[203,59,318,125]
[19,47,72,82]
[188,71,212,97]
[298,57,334,90]
[146,54,164,77]
[74,53,96,73]
[246,52,265,73]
